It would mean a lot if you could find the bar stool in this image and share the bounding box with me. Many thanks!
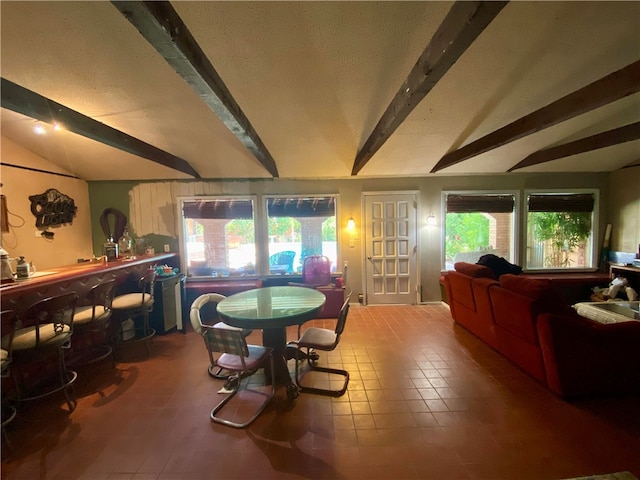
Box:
[67,280,116,368]
[7,293,79,412]
[111,270,156,358]
[1,310,18,451]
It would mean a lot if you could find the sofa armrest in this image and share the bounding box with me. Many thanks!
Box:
[537,313,640,399]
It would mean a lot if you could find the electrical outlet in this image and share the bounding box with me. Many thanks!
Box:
[163,244,170,252]
[35,230,41,237]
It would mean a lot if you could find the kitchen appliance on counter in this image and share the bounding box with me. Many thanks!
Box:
[1,247,15,284]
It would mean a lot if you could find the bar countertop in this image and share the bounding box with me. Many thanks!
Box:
[0,253,177,312]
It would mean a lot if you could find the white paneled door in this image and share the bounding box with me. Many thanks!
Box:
[364,192,418,305]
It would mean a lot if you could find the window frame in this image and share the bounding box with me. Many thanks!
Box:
[176,195,258,278]
[523,188,599,272]
[441,190,519,271]
[262,194,341,276]
[177,193,341,278]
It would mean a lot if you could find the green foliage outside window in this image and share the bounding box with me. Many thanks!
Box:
[226,219,255,243]
[529,212,591,267]
[445,213,490,261]
[322,217,336,241]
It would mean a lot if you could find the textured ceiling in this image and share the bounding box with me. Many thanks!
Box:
[1,1,639,181]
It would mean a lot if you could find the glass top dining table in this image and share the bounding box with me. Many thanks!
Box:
[216,286,326,329]
[216,286,326,399]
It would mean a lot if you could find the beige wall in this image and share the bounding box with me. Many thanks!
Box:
[0,137,94,271]
[608,165,640,254]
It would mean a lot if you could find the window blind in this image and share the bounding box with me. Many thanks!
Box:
[267,197,335,218]
[446,194,514,213]
[527,193,594,212]
[182,200,253,219]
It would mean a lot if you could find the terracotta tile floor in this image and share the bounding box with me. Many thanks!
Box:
[2,303,639,479]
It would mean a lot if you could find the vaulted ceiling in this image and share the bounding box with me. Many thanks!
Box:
[1,1,639,181]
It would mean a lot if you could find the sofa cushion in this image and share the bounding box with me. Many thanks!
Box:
[499,274,552,300]
[501,273,574,314]
[447,271,477,311]
[454,262,495,279]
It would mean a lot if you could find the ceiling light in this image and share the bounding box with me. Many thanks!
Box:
[53,123,62,131]
[33,123,46,135]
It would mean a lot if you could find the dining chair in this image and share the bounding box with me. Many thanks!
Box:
[205,325,275,428]
[189,293,252,379]
[288,295,351,397]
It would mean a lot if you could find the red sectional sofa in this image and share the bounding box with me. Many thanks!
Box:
[444,263,499,349]
[538,312,640,398]
[442,262,640,399]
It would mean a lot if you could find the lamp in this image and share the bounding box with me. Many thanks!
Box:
[426,214,437,226]
[346,217,356,232]
[33,122,46,135]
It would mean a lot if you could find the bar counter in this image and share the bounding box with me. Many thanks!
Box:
[0,253,177,314]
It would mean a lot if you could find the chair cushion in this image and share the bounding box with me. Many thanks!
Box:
[217,345,272,371]
[112,293,152,311]
[73,305,111,325]
[8,324,72,350]
[0,349,8,362]
[297,327,338,349]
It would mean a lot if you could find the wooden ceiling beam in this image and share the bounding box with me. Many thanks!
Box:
[432,60,640,173]
[112,1,279,177]
[351,1,508,176]
[0,77,201,178]
[508,122,640,171]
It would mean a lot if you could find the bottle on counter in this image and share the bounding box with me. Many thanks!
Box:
[118,228,132,258]
[103,236,118,262]
[16,256,29,279]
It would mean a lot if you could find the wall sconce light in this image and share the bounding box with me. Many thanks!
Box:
[426,214,438,226]
[346,217,356,232]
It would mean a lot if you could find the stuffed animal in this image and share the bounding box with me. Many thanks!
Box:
[592,276,638,301]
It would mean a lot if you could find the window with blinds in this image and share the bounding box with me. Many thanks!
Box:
[444,192,516,270]
[266,196,337,275]
[179,197,257,278]
[525,191,596,270]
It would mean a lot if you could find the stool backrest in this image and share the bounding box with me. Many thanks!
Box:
[137,270,157,310]
[23,292,79,344]
[86,279,116,318]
